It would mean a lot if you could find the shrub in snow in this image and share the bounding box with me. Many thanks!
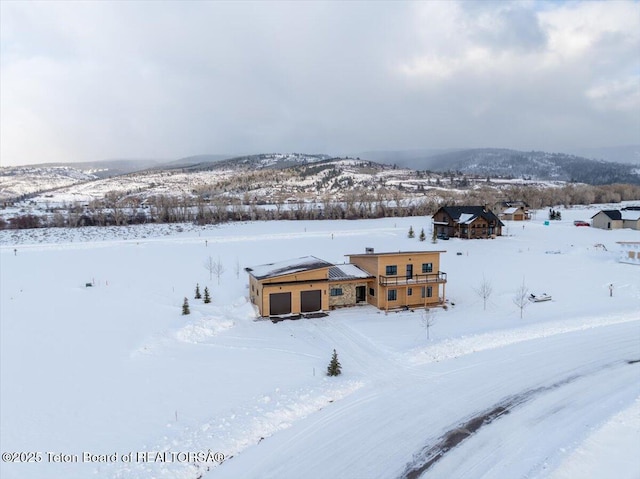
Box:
[419,228,426,242]
[195,283,202,299]
[203,286,211,304]
[327,349,342,377]
[408,226,415,238]
[182,297,190,315]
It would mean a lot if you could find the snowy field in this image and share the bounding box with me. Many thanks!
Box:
[1,205,639,479]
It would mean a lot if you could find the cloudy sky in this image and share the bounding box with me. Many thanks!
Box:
[1,0,639,166]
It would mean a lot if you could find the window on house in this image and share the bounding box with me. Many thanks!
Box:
[421,286,433,298]
[330,288,343,297]
[386,265,397,275]
[369,288,375,297]
[422,263,433,273]
[388,289,397,301]
[408,288,413,296]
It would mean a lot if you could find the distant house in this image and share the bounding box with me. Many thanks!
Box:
[617,241,640,265]
[591,210,622,230]
[432,206,504,239]
[246,249,447,317]
[621,209,640,230]
[502,206,530,221]
[591,209,640,230]
[499,201,530,221]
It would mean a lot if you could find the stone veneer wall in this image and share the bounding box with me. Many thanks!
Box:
[328,282,367,309]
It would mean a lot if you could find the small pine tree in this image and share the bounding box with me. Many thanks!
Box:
[182,297,190,315]
[432,228,437,244]
[419,228,426,242]
[203,286,211,304]
[408,226,415,238]
[327,349,342,376]
[194,283,201,299]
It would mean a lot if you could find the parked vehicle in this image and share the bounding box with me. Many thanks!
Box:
[573,220,590,226]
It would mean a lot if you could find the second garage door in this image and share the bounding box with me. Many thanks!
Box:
[300,290,322,313]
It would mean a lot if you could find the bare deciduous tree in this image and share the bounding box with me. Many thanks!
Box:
[204,256,215,281]
[421,308,437,341]
[204,256,226,283]
[513,277,529,319]
[473,275,493,311]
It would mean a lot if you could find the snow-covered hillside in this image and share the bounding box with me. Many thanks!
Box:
[1,206,639,479]
[0,166,97,200]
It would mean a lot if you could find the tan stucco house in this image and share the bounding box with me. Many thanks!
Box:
[246,249,447,317]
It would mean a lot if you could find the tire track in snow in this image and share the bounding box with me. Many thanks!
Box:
[399,358,640,479]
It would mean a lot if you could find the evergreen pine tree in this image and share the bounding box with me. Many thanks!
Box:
[327,349,342,376]
[182,297,190,315]
[408,226,415,238]
[195,283,201,299]
[419,228,426,242]
[431,228,437,244]
[203,286,211,304]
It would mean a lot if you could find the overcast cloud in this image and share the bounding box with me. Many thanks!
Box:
[1,0,639,166]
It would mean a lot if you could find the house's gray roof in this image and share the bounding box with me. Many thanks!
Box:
[328,264,374,280]
[591,210,622,220]
[245,256,333,280]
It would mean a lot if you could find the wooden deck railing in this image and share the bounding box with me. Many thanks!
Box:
[379,272,447,286]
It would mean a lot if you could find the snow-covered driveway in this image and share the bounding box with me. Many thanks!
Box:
[211,319,640,479]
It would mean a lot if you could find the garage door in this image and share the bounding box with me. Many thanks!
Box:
[300,290,322,313]
[269,292,291,316]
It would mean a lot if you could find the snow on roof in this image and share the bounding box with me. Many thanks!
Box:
[621,211,640,221]
[246,256,332,280]
[503,207,519,214]
[457,213,477,224]
[328,264,373,280]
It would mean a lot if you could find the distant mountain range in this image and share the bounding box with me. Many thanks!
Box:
[359,148,640,185]
[2,148,639,203]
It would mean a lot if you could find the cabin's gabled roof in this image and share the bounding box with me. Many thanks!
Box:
[328,264,374,280]
[245,256,333,280]
[591,210,622,220]
[435,206,505,226]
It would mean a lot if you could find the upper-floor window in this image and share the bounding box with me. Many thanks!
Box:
[422,263,433,273]
[386,265,398,275]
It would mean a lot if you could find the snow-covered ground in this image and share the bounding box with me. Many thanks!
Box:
[1,205,639,479]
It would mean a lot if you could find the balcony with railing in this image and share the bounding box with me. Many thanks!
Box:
[379,271,447,286]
